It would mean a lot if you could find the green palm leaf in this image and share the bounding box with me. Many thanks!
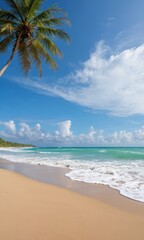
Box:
[0,23,15,33]
[31,38,57,69]
[37,32,62,56]
[0,18,17,25]
[26,0,43,20]
[18,41,31,75]
[43,17,70,27]
[4,0,24,21]
[37,27,70,42]
[28,42,42,76]
[0,0,70,77]
[0,9,20,21]
[0,35,14,52]
[31,5,66,23]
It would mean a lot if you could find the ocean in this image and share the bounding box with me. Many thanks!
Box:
[0,147,144,202]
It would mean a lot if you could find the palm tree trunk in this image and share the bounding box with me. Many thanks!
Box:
[0,54,15,77]
[0,34,21,77]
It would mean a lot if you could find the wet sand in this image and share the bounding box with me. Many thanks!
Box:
[0,157,143,214]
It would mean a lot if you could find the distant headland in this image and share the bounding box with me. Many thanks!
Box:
[0,138,34,147]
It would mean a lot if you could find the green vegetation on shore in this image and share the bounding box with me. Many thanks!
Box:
[0,138,34,147]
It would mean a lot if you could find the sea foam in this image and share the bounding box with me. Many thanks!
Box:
[0,147,144,202]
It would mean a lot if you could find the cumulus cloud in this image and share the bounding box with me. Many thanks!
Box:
[1,119,144,146]
[0,120,74,145]
[78,126,97,144]
[111,130,134,144]
[12,41,144,117]
[0,120,16,134]
[57,120,72,138]
[18,122,43,140]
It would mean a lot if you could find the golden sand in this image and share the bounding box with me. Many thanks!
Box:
[0,169,144,240]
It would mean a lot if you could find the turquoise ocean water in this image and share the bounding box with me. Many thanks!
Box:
[0,147,144,202]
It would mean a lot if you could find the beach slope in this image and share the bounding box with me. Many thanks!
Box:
[0,169,144,240]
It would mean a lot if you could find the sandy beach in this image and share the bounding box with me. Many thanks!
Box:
[1,0,144,237]
[0,165,144,240]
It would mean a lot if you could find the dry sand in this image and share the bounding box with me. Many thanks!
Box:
[0,169,144,240]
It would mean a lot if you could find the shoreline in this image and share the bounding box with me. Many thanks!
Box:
[0,157,144,214]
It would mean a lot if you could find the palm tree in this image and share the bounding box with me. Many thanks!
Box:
[0,0,70,77]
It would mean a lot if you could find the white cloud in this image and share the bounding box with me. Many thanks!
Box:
[18,122,44,141]
[0,120,75,145]
[12,41,144,117]
[57,120,72,138]
[0,120,16,134]
[52,42,144,116]
[1,119,144,146]
[111,130,134,144]
[78,126,97,144]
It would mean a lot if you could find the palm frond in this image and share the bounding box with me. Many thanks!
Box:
[37,33,62,56]
[0,0,70,77]
[35,17,70,29]
[0,9,20,22]
[28,42,42,76]
[0,35,14,52]
[0,23,15,33]
[37,27,70,42]
[20,0,31,17]
[31,38,57,69]
[26,0,43,20]
[43,17,70,27]
[0,18,17,25]
[18,41,31,75]
[22,0,31,7]
[0,30,12,39]
[4,0,24,21]
[31,4,67,23]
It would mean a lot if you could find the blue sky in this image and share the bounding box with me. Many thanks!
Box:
[1,0,144,146]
